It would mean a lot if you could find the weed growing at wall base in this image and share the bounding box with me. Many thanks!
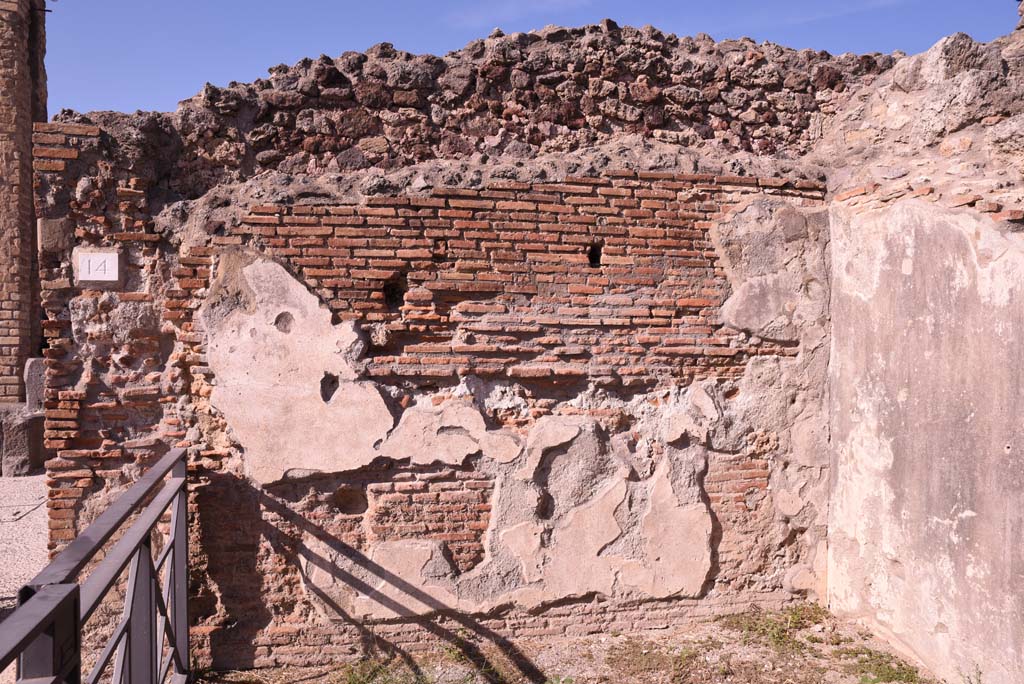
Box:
[836,647,923,683]
[717,602,831,654]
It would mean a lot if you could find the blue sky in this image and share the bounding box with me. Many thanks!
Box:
[46,0,1016,114]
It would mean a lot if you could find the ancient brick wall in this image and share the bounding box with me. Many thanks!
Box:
[217,174,816,386]
[26,15,1024,681]
[34,120,830,670]
[0,0,45,402]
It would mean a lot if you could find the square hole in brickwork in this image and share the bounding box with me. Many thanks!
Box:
[383,272,408,311]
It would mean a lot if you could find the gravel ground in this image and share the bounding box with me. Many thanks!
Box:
[0,475,48,606]
[0,475,48,684]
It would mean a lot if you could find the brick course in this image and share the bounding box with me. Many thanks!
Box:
[219,175,821,389]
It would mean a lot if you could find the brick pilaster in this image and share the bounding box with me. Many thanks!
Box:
[0,0,46,401]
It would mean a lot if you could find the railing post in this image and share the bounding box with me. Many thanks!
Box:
[126,540,155,684]
[16,584,81,684]
[170,457,189,681]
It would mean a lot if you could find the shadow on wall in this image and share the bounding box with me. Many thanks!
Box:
[194,476,273,671]
[196,473,548,683]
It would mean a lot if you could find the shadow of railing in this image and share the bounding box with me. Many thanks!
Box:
[252,485,548,684]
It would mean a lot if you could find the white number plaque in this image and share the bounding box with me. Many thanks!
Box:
[73,248,122,287]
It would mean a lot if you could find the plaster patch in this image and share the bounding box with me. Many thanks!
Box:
[620,462,712,598]
[829,200,1024,683]
[500,521,544,583]
[349,540,463,619]
[380,400,522,466]
[515,477,628,606]
[202,258,394,483]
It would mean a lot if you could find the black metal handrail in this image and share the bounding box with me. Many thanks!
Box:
[0,448,190,684]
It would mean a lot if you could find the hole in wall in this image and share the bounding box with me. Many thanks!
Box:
[383,273,408,311]
[536,491,555,520]
[205,221,226,237]
[667,433,691,449]
[587,242,603,268]
[331,486,369,515]
[274,311,294,333]
[320,372,339,403]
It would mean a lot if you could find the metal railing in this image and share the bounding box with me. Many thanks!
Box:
[0,448,190,684]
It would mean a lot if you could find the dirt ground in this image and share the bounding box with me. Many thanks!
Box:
[199,604,945,684]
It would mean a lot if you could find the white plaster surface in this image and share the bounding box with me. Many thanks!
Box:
[380,401,521,466]
[202,259,395,483]
[829,200,1024,683]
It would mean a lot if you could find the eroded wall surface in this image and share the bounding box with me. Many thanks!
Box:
[818,25,1024,683]
[33,117,832,668]
[829,200,1024,683]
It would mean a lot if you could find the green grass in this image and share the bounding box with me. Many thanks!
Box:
[199,659,438,684]
[836,647,924,683]
[605,638,679,678]
[334,660,431,684]
[717,603,830,654]
[959,666,984,684]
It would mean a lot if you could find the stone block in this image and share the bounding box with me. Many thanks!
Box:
[23,357,44,412]
[72,246,124,289]
[37,217,70,253]
[0,405,43,477]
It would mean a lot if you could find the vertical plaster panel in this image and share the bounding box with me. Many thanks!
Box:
[829,200,1024,683]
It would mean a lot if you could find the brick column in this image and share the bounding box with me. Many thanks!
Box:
[0,0,45,401]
